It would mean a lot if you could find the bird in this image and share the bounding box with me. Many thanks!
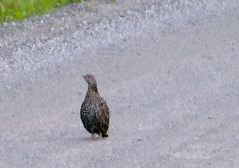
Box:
[80,74,110,140]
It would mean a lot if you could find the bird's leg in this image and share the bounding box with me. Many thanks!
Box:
[99,132,102,139]
[91,133,96,140]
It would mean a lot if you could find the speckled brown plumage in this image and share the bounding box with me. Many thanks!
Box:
[80,74,110,139]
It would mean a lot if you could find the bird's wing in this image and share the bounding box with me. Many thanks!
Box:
[98,97,110,126]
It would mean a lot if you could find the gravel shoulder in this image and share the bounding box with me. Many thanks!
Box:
[0,0,239,168]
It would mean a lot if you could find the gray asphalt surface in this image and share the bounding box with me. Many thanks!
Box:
[0,0,239,168]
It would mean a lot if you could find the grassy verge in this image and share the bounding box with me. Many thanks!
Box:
[0,0,82,24]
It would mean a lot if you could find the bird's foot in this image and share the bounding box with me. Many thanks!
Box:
[91,134,97,140]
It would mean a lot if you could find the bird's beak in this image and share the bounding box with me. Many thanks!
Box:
[82,75,87,81]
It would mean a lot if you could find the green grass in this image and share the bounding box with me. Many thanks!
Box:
[0,0,82,24]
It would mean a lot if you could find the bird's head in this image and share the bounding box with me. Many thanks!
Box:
[83,74,97,87]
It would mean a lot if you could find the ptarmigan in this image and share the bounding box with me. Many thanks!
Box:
[80,74,110,139]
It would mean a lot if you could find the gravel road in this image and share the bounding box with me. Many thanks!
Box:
[0,0,239,167]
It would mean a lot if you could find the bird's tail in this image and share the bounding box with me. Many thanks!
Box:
[102,133,108,138]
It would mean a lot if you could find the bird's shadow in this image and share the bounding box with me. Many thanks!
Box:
[79,137,92,141]
[63,135,106,145]
[76,136,105,142]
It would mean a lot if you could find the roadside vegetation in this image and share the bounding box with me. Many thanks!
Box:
[0,0,82,24]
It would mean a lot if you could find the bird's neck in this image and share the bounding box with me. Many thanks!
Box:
[87,84,99,96]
